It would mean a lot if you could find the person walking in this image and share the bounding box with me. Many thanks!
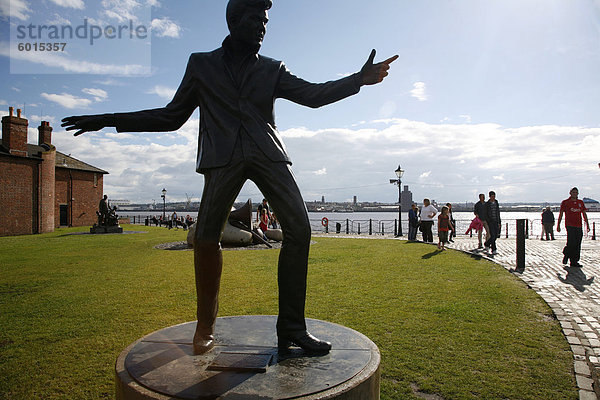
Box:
[484,191,501,255]
[408,203,419,241]
[437,206,454,250]
[557,187,590,268]
[445,203,456,242]
[473,193,489,249]
[420,199,437,243]
[541,206,555,240]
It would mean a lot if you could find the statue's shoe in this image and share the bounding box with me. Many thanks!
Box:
[192,334,215,355]
[278,331,331,354]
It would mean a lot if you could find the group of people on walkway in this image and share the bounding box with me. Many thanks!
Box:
[472,191,502,255]
[408,199,459,251]
[406,187,591,267]
[407,191,501,255]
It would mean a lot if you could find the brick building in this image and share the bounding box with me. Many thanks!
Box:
[0,107,108,236]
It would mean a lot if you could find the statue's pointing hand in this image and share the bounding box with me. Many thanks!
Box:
[61,114,112,136]
[360,49,399,86]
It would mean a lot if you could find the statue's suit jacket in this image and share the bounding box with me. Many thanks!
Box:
[112,40,362,173]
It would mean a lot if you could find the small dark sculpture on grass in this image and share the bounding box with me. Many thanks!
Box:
[63,0,397,355]
[91,195,123,234]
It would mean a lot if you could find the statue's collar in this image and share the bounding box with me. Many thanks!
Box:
[222,36,259,62]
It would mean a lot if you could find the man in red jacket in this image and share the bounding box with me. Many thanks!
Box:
[557,187,590,268]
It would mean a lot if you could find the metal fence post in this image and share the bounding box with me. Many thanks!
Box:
[346,219,349,235]
[381,222,384,236]
[394,219,397,236]
[369,219,372,235]
[358,223,361,235]
[505,222,509,238]
[516,219,526,271]
[592,222,596,240]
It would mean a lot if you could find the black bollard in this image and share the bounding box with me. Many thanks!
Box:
[516,219,526,271]
[592,222,596,241]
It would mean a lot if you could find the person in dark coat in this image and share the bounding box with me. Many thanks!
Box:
[541,207,555,240]
[62,0,398,355]
[484,191,501,255]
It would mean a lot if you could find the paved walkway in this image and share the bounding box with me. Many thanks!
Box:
[314,233,600,399]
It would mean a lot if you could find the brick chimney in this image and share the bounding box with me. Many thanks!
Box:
[1,107,28,156]
[38,121,52,145]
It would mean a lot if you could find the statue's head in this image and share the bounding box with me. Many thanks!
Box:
[226,0,272,52]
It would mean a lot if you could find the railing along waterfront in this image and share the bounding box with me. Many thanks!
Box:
[121,214,599,240]
[309,217,600,240]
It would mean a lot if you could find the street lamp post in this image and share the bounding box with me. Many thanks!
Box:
[389,165,405,236]
[161,188,167,220]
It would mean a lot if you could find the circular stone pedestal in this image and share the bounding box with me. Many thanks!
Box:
[116,316,380,399]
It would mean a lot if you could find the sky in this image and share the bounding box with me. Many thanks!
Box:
[1,0,599,205]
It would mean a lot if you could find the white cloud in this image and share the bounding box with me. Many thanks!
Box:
[11,86,21,92]
[29,114,57,124]
[48,0,84,9]
[459,114,472,123]
[151,17,181,38]
[41,92,92,109]
[93,78,127,86]
[0,41,150,75]
[101,0,146,24]
[410,81,428,101]
[0,0,30,20]
[39,116,600,204]
[147,85,176,100]
[46,13,71,25]
[52,117,201,202]
[82,88,108,102]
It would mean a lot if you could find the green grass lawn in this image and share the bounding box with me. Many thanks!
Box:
[0,226,577,399]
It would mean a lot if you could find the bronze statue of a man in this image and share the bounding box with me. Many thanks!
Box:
[62,0,397,355]
[98,194,109,225]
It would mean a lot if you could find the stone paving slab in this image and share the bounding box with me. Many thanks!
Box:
[313,233,600,399]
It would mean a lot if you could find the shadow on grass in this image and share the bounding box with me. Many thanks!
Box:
[422,249,443,259]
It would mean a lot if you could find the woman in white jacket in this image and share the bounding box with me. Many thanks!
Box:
[420,199,438,243]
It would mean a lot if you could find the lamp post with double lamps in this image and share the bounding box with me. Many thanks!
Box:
[161,188,167,221]
[389,165,405,236]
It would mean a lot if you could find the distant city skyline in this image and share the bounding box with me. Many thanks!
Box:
[1,0,599,204]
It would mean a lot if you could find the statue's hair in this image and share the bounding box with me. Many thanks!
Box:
[226,0,272,30]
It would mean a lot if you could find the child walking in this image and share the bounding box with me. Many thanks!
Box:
[438,206,454,250]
